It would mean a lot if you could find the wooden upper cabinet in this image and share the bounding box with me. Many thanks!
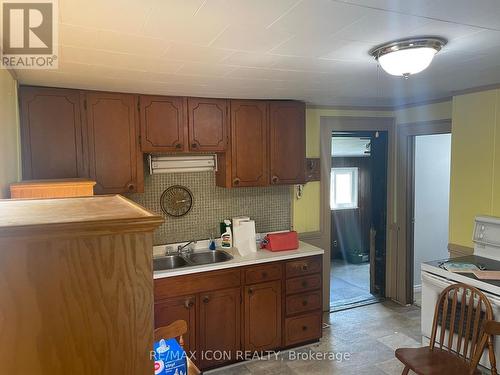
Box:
[188,98,228,152]
[19,86,87,180]
[243,280,282,351]
[230,100,269,187]
[269,101,306,185]
[140,95,187,152]
[84,92,143,194]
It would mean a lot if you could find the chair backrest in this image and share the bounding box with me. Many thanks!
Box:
[154,320,188,348]
[429,283,496,374]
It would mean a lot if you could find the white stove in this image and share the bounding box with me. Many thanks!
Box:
[421,215,500,369]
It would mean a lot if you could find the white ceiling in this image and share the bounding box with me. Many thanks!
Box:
[13,0,500,107]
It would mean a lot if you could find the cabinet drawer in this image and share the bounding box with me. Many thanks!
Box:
[286,291,321,316]
[155,268,241,300]
[284,312,322,346]
[286,274,321,295]
[245,263,282,285]
[285,256,322,278]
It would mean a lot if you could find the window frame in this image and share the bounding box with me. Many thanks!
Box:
[330,167,359,210]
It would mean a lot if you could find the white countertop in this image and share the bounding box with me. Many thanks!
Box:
[153,241,324,279]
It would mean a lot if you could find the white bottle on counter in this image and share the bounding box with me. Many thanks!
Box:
[221,219,233,248]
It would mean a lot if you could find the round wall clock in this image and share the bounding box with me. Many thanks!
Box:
[160,185,193,217]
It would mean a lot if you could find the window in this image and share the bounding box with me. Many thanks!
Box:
[331,167,358,210]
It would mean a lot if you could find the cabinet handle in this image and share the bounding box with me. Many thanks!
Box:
[175,143,182,149]
[302,325,308,331]
[271,176,279,184]
[248,288,254,295]
[302,300,308,307]
[127,183,135,191]
[233,178,241,186]
[184,299,194,309]
[202,296,210,304]
[191,143,198,149]
[302,281,308,288]
[301,264,309,271]
[262,272,268,278]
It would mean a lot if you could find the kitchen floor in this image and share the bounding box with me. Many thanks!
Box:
[330,259,376,310]
[208,301,422,375]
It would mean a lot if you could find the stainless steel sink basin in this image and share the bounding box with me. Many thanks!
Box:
[185,250,233,265]
[153,255,189,271]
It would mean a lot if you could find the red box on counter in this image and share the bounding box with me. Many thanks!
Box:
[261,231,299,252]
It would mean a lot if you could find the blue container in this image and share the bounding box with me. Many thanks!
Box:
[154,338,187,375]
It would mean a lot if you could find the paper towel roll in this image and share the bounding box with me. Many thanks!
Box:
[233,220,257,255]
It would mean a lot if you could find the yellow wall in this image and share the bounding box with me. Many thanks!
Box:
[449,90,500,247]
[0,69,20,198]
[394,101,452,124]
[293,107,392,233]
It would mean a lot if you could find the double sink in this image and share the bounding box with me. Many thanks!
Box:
[153,250,233,271]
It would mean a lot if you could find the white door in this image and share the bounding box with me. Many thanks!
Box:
[413,134,452,288]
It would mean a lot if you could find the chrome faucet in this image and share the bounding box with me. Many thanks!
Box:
[178,240,196,254]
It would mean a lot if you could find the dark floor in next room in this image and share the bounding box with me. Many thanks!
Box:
[330,259,376,310]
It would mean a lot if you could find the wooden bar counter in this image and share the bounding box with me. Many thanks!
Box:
[0,195,163,375]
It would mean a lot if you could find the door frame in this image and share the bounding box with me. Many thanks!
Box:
[320,116,396,309]
[396,119,452,304]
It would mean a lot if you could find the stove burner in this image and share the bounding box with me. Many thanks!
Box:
[438,261,486,271]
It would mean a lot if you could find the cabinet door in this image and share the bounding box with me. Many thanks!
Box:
[269,101,306,185]
[198,288,241,369]
[243,280,281,351]
[84,92,143,194]
[188,98,228,152]
[154,295,197,357]
[230,100,269,187]
[140,95,187,152]
[19,86,87,180]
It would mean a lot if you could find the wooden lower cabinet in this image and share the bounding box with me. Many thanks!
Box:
[154,295,196,357]
[284,312,322,346]
[198,288,241,369]
[243,281,282,352]
[154,255,323,371]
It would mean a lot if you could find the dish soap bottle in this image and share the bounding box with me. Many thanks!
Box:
[209,232,216,250]
[221,220,232,248]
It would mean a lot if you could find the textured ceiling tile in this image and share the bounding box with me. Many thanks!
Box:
[268,0,369,36]
[196,0,299,28]
[60,0,155,34]
[141,0,229,45]
[209,25,292,52]
[162,43,233,63]
[60,24,171,56]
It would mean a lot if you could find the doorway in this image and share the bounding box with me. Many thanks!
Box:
[330,131,388,311]
[397,119,452,305]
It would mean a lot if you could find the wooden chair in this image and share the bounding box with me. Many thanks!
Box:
[154,320,200,375]
[395,283,499,375]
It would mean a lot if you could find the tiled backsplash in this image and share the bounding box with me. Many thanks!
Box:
[129,171,291,245]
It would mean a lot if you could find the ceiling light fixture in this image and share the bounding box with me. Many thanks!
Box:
[370,37,447,78]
